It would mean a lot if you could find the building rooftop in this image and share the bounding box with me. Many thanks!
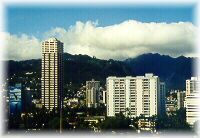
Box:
[48,37,58,42]
[190,77,200,81]
[107,73,158,79]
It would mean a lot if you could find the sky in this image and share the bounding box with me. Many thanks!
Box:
[3,4,197,60]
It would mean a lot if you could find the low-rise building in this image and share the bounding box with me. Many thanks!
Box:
[165,103,177,115]
[138,118,156,133]
[84,116,105,132]
[32,99,43,109]
[63,98,79,108]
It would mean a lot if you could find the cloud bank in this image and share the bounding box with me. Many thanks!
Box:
[4,33,41,60]
[4,20,197,61]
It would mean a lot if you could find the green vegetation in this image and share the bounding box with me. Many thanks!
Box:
[8,105,195,134]
[6,53,196,133]
[156,108,191,131]
[100,112,133,131]
[7,53,194,93]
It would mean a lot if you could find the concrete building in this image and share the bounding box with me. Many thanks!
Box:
[165,103,177,115]
[186,77,200,96]
[32,99,43,109]
[185,77,200,125]
[22,87,33,112]
[106,73,165,117]
[138,118,156,133]
[86,79,100,107]
[63,98,79,108]
[9,84,22,115]
[159,82,166,115]
[177,91,185,109]
[41,38,64,111]
[102,90,107,105]
[84,116,105,132]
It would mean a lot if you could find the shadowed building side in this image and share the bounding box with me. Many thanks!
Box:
[86,79,100,108]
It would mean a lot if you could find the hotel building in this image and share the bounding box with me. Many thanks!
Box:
[106,73,165,117]
[41,38,63,111]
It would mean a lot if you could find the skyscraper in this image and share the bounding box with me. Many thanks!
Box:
[106,73,165,117]
[41,38,63,111]
[86,79,100,108]
[185,77,200,125]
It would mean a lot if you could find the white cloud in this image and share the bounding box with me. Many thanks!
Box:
[3,33,41,60]
[4,20,197,61]
[45,20,197,60]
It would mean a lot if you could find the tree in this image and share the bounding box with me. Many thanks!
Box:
[100,112,133,132]
[156,108,191,131]
[48,117,60,129]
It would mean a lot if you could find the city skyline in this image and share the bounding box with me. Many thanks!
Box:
[1,1,199,135]
[3,4,197,61]
[4,36,199,134]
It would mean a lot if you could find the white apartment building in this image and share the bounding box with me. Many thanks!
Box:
[86,79,100,108]
[41,38,63,111]
[106,73,165,117]
[185,77,200,125]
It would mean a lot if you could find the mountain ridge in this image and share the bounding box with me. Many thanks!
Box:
[6,53,197,92]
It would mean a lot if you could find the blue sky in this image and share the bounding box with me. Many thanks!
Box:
[6,4,195,37]
[5,4,197,60]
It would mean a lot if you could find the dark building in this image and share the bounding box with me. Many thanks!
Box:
[9,84,22,115]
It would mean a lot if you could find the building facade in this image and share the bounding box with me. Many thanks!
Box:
[9,84,22,115]
[159,82,166,115]
[102,90,107,105]
[22,87,33,112]
[106,73,165,117]
[86,79,100,107]
[185,77,200,125]
[177,91,185,109]
[41,38,63,111]
[138,118,156,133]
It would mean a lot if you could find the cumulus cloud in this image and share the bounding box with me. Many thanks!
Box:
[4,20,197,61]
[3,33,41,60]
[44,20,197,60]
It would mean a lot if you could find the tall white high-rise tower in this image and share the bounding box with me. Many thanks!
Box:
[41,38,63,111]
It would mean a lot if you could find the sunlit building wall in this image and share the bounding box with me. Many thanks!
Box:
[41,38,63,111]
[106,73,165,117]
[185,77,200,125]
